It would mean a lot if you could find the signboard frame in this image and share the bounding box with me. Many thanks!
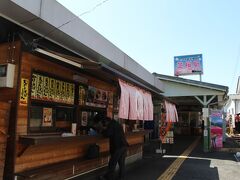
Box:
[174,54,203,76]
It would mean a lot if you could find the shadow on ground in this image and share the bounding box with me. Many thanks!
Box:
[73,136,239,180]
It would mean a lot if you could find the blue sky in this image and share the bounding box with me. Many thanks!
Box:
[57,0,240,94]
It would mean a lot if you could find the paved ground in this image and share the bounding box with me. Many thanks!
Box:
[73,136,240,180]
[173,138,240,180]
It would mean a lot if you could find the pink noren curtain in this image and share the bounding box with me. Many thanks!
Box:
[118,79,153,121]
[164,100,178,122]
[128,85,138,120]
[118,79,130,119]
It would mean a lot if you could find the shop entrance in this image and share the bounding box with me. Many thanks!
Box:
[175,111,202,136]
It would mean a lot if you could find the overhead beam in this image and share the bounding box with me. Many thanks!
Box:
[194,95,216,106]
[207,95,216,105]
[195,96,204,105]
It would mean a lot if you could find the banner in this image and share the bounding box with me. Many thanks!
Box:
[210,110,223,148]
[20,78,29,106]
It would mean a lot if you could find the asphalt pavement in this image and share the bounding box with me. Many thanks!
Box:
[173,138,240,180]
[73,136,240,180]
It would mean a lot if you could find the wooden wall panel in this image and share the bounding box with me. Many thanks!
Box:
[16,52,76,136]
[15,52,117,173]
[0,102,10,180]
[15,133,144,173]
[0,41,21,102]
[88,76,116,91]
[127,135,144,145]
[0,41,21,179]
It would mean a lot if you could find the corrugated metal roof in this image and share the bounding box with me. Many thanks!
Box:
[0,0,164,94]
[153,73,228,93]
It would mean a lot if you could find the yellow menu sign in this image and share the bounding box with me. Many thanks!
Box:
[20,78,29,106]
[31,73,75,105]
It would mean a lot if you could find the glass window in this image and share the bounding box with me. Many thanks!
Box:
[55,107,74,132]
[56,107,74,122]
[29,105,74,133]
[29,106,56,133]
[0,65,7,77]
[29,106,42,128]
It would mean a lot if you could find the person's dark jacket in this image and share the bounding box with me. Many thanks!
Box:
[103,120,129,154]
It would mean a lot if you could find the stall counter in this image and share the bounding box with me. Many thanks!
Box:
[15,130,151,179]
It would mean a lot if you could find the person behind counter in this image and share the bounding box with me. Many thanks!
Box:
[93,113,129,180]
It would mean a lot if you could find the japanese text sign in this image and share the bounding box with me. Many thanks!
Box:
[174,54,203,76]
[20,78,29,106]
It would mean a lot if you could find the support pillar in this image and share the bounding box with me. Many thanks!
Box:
[195,95,216,153]
[202,107,209,152]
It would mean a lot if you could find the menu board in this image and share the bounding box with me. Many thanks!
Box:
[55,80,61,102]
[31,73,75,105]
[65,83,70,104]
[36,75,44,99]
[61,81,66,103]
[31,73,38,99]
[86,86,108,108]
[69,84,75,104]
[42,77,50,100]
[79,85,86,105]
[49,78,56,101]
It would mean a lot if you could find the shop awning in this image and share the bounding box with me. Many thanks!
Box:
[34,48,163,97]
[34,48,101,69]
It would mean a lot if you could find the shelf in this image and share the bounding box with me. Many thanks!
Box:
[18,130,151,156]
[79,105,106,112]
[19,134,103,146]
[126,130,153,136]
[31,99,75,107]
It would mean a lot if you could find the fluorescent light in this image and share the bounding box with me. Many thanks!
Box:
[34,48,82,68]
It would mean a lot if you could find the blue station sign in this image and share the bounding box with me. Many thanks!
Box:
[174,54,203,76]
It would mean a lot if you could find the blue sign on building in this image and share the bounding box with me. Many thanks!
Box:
[174,54,203,76]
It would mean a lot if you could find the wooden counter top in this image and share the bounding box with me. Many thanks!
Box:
[126,129,152,136]
[19,135,101,145]
[19,130,152,146]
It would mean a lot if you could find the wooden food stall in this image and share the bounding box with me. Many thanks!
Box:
[0,40,154,179]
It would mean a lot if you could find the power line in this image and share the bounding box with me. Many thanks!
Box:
[230,44,240,92]
[33,0,110,43]
[78,0,110,17]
